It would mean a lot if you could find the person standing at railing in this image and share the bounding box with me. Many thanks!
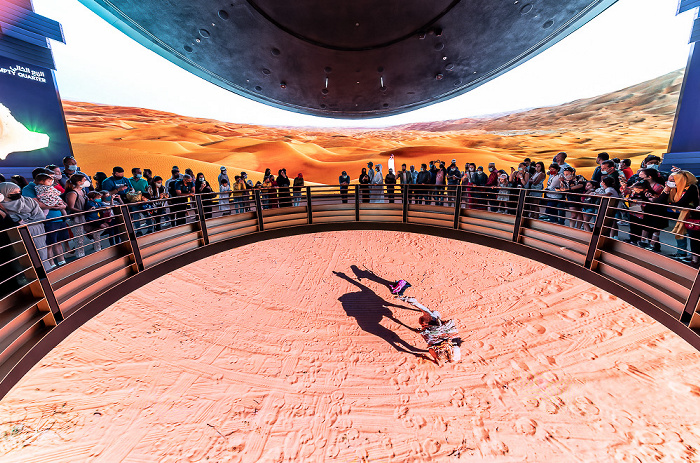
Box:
[262,175,276,209]
[127,168,149,235]
[293,173,304,207]
[358,168,371,204]
[625,181,651,246]
[195,173,215,219]
[434,162,447,207]
[339,171,351,204]
[543,163,564,224]
[654,170,699,264]
[558,166,586,229]
[385,168,397,204]
[0,182,52,270]
[172,174,195,226]
[415,164,430,205]
[277,169,292,208]
[34,172,69,268]
[148,176,169,230]
[217,178,231,215]
[633,169,666,252]
[446,160,461,208]
[370,164,384,203]
[64,174,92,259]
[59,156,78,189]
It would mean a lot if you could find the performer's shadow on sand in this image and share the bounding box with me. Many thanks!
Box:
[333,269,426,356]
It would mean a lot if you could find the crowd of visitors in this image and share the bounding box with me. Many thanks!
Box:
[2,151,700,269]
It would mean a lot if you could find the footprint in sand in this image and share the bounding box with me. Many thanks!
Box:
[515,418,538,436]
[526,324,546,335]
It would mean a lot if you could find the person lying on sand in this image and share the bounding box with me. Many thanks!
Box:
[395,293,461,365]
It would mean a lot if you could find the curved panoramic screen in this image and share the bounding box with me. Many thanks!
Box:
[76,0,619,118]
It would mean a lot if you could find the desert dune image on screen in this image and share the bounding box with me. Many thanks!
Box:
[2,0,700,461]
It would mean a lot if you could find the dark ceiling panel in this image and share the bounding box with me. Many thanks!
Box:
[77,0,620,118]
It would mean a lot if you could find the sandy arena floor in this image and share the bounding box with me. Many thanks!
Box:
[2,230,700,462]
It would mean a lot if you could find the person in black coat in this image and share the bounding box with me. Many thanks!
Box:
[276,169,292,208]
[385,168,397,203]
[359,168,371,203]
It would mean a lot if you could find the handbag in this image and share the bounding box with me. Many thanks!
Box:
[685,218,700,231]
[125,178,142,203]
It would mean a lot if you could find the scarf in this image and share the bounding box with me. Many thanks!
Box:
[0,182,44,223]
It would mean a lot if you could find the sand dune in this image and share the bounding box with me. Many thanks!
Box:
[2,231,700,461]
[63,69,683,185]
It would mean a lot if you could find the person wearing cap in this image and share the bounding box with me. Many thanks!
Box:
[101,167,130,199]
[218,166,230,189]
[293,172,304,207]
[339,170,351,203]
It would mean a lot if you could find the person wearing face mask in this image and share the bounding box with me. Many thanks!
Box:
[460,163,476,209]
[599,160,620,191]
[60,156,79,188]
[195,173,215,219]
[591,152,610,183]
[276,169,292,208]
[415,163,430,205]
[543,163,564,223]
[409,165,418,185]
[129,168,148,194]
[148,176,169,231]
[0,182,52,269]
[557,166,586,229]
[654,170,700,263]
[46,165,65,194]
[64,174,93,258]
[173,174,195,225]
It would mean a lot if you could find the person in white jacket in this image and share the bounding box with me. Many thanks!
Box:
[397,295,460,364]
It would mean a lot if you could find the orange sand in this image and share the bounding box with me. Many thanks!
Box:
[2,230,700,461]
[64,70,683,186]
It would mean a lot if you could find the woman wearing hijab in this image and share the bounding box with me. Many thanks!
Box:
[195,172,215,219]
[359,168,371,203]
[370,164,384,203]
[653,170,700,264]
[277,169,292,208]
[292,173,304,207]
[0,182,51,270]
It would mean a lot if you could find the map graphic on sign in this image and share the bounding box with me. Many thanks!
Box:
[0,102,50,160]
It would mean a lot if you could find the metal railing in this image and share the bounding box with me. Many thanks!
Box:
[2,184,700,399]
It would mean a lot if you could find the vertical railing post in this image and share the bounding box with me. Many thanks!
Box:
[681,269,700,325]
[17,226,63,323]
[512,189,528,242]
[254,189,265,231]
[306,186,313,224]
[584,197,611,269]
[194,195,210,245]
[453,186,462,229]
[355,185,360,221]
[402,185,409,223]
[119,204,144,272]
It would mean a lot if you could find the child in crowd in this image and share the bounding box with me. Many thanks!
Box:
[34,172,67,268]
[219,178,231,214]
[34,173,67,217]
[496,173,510,212]
[626,181,650,246]
[580,181,600,232]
